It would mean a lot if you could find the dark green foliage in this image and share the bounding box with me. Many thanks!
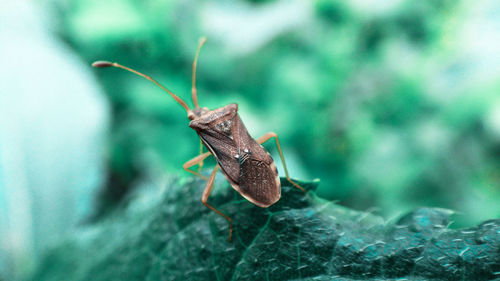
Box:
[31,178,500,281]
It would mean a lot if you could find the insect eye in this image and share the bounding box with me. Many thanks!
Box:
[243,148,250,153]
[234,154,240,159]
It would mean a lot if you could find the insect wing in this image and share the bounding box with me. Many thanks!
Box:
[238,157,281,207]
[198,129,239,184]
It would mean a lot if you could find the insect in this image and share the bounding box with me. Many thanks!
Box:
[93,38,305,241]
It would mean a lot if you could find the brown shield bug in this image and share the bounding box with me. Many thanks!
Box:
[92,38,305,241]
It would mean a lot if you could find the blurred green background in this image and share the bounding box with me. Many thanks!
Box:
[60,0,500,223]
[2,0,500,279]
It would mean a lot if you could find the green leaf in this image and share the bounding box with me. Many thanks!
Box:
[30,177,500,281]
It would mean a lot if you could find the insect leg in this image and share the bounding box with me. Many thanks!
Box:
[183,151,212,181]
[257,132,306,193]
[202,165,233,241]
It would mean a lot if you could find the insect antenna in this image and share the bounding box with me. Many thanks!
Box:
[191,37,207,109]
[92,61,191,113]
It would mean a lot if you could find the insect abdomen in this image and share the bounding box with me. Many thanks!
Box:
[238,157,281,207]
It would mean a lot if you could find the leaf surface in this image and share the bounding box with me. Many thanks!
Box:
[31,177,500,281]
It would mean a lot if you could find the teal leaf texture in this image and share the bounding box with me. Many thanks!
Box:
[31,177,500,281]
